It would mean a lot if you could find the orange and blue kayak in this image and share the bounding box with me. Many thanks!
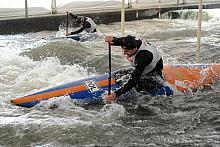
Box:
[11,72,120,107]
[163,64,220,92]
[11,64,220,107]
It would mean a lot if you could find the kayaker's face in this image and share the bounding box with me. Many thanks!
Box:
[122,47,137,57]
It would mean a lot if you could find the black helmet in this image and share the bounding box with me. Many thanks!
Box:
[77,16,85,23]
[69,13,78,19]
[121,35,137,50]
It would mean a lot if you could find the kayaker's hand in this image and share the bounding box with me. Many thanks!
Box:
[105,92,117,103]
[65,33,74,36]
[65,33,71,36]
[105,36,114,45]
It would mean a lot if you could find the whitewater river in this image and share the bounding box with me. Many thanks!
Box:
[0,10,220,146]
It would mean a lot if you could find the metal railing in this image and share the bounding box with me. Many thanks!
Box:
[0,0,220,20]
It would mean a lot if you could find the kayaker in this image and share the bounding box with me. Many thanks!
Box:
[104,35,173,102]
[65,13,97,36]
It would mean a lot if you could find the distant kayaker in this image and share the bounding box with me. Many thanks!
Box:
[104,35,173,102]
[65,13,97,36]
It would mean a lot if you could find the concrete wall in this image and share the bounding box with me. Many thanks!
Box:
[0,15,64,34]
[0,9,160,35]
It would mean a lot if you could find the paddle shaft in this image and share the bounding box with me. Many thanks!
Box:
[108,44,111,95]
[66,12,69,34]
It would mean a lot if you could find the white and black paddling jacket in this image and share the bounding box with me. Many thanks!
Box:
[128,40,162,76]
[113,39,163,97]
[84,17,96,33]
[71,17,97,35]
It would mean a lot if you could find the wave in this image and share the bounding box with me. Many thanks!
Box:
[162,9,220,21]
